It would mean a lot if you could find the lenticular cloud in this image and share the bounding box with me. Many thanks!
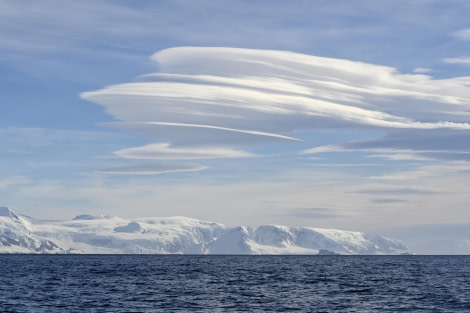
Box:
[81,47,470,171]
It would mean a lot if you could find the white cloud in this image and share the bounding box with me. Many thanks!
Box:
[100,121,301,146]
[442,57,470,65]
[413,67,433,73]
[368,163,470,182]
[79,47,470,172]
[115,143,256,160]
[301,146,434,162]
[300,144,344,155]
[366,153,432,161]
[98,163,207,175]
[452,29,470,41]
[301,128,470,162]
[83,47,470,133]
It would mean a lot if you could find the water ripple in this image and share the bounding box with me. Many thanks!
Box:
[0,255,469,312]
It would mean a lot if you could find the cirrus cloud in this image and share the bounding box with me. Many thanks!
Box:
[98,163,207,175]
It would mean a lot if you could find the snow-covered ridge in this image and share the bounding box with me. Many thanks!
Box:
[0,207,410,254]
[0,207,62,253]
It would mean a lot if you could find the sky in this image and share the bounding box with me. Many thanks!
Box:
[1,0,470,252]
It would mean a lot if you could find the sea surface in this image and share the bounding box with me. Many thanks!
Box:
[0,255,469,312]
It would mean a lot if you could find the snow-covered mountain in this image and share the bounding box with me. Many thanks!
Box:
[0,207,410,255]
[0,207,62,253]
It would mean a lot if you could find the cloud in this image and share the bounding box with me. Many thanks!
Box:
[3,1,470,88]
[369,163,470,181]
[353,187,438,195]
[452,29,470,41]
[98,163,207,175]
[302,129,470,161]
[370,198,407,204]
[100,121,301,146]
[413,67,433,73]
[115,143,256,160]
[442,57,470,65]
[0,176,31,189]
[366,152,432,161]
[81,47,470,173]
[83,47,470,131]
[278,207,345,219]
[5,159,470,233]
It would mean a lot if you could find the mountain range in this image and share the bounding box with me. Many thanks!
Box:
[0,207,410,254]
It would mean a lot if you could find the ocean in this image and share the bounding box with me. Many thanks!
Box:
[0,255,469,312]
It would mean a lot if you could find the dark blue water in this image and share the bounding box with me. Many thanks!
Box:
[0,255,469,312]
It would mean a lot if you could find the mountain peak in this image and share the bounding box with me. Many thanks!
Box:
[72,214,112,220]
[0,207,19,220]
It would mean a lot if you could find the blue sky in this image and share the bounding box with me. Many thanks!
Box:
[1,1,470,247]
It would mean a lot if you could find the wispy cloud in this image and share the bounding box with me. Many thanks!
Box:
[7,161,470,232]
[302,129,470,162]
[115,143,256,160]
[98,163,207,175]
[277,207,346,219]
[413,67,433,73]
[100,121,301,146]
[452,29,470,41]
[370,198,407,204]
[442,57,470,65]
[0,176,31,189]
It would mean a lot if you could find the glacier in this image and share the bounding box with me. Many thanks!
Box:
[0,207,410,254]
